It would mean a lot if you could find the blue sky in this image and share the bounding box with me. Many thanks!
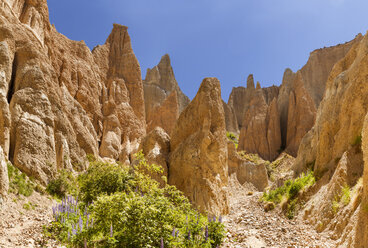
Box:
[48,0,368,101]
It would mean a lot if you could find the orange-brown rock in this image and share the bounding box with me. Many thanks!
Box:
[0,0,146,184]
[143,54,189,134]
[0,146,8,198]
[279,36,361,155]
[238,89,281,161]
[228,142,268,191]
[138,127,170,186]
[169,77,229,215]
[293,33,368,247]
[222,100,238,134]
[285,72,316,156]
[146,91,179,135]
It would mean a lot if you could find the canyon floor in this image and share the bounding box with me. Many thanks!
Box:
[0,177,338,248]
[222,175,337,248]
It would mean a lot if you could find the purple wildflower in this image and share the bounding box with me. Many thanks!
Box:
[160,238,164,248]
[205,225,208,241]
[187,231,191,240]
[110,223,113,237]
[213,216,216,222]
[172,228,175,237]
[219,215,222,223]
[79,216,83,232]
[176,230,179,237]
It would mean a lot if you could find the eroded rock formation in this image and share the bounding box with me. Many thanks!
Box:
[169,77,229,215]
[237,88,281,161]
[293,32,368,247]
[138,127,170,186]
[0,0,145,184]
[143,54,189,135]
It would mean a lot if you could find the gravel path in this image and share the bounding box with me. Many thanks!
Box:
[0,192,58,248]
[222,178,337,248]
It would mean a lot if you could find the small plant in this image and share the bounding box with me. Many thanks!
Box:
[226,132,238,148]
[331,184,351,215]
[7,162,34,197]
[341,184,351,205]
[46,169,77,199]
[353,134,362,146]
[262,171,315,218]
[23,202,35,210]
[238,151,266,164]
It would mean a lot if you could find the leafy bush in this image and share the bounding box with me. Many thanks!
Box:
[47,169,77,199]
[237,151,266,164]
[46,153,226,247]
[262,171,315,218]
[331,184,351,215]
[226,132,238,148]
[7,162,34,197]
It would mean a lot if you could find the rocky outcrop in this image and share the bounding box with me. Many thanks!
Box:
[0,146,8,198]
[228,142,268,191]
[169,77,229,215]
[143,54,189,134]
[238,89,281,161]
[285,73,316,156]
[138,127,170,186]
[146,91,179,135]
[223,100,238,134]
[293,32,368,247]
[356,112,368,247]
[0,0,146,184]
[279,36,361,155]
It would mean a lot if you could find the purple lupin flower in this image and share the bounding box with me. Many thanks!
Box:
[187,231,191,240]
[176,230,179,237]
[160,238,164,248]
[110,223,113,237]
[86,214,89,229]
[205,225,208,241]
[172,228,175,237]
[79,216,83,232]
[213,216,216,222]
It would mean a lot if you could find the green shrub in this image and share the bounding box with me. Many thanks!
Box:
[353,134,362,146]
[7,162,34,197]
[262,171,315,218]
[46,154,226,247]
[78,160,135,204]
[46,169,77,199]
[341,185,351,205]
[226,132,238,148]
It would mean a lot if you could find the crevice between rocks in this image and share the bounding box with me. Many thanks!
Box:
[7,53,17,104]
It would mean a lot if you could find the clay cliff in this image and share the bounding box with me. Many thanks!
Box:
[228,36,360,160]
[169,77,229,215]
[0,0,146,185]
[292,32,368,247]
[143,54,190,135]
